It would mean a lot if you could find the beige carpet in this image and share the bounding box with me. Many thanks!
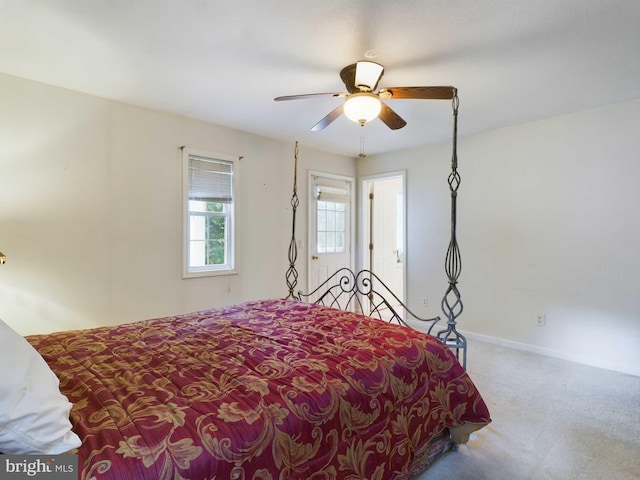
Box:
[418,341,640,480]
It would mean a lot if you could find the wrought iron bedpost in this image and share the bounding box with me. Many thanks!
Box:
[286,142,300,299]
[437,90,467,368]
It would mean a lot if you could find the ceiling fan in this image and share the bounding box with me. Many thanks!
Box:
[274,61,456,131]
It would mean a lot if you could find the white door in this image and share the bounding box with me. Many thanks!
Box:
[361,173,405,305]
[308,172,354,294]
[372,177,404,302]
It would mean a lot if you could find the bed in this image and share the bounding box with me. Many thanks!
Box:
[1,89,491,479]
[17,298,489,480]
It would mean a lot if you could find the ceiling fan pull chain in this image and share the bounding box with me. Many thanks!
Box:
[359,126,366,158]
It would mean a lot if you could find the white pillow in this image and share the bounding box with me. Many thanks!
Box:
[0,318,82,454]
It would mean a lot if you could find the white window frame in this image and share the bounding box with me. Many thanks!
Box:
[182,147,238,278]
[315,184,349,254]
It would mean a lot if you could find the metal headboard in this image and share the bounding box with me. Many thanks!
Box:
[285,91,467,368]
[297,267,441,334]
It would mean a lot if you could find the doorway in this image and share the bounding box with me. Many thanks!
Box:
[360,172,406,305]
[308,171,355,294]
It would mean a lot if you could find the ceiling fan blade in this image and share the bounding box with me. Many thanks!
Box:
[311,104,344,132]
[339,64,360,94]
[379,86,456,100]
[378,102,407,130]
[274,92,343,101]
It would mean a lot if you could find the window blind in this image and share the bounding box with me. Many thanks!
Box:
[316,185,349,203]
[189,155,233,203]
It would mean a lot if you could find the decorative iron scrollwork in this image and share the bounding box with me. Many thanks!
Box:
[298,268,441,334]
[286,90,468,369]
[437,90,467,368]
[286,142,300,300]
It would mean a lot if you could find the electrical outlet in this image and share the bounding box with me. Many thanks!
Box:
[421,297,428,307]
[535,314,546,327]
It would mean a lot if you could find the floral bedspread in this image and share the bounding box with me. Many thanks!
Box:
[27,299,491,480]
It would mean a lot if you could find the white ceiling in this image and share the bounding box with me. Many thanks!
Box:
[1,0,638,157]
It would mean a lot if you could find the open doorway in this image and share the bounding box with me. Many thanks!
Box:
[360,172,406,306]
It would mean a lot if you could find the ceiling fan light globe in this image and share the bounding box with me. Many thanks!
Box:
[344,93,382,124]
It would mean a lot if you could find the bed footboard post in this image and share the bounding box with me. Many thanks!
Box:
[437,91,467,368]
[286,142,300,300]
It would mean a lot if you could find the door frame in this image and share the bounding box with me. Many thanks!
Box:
[307,170,356,293]
[359,170,407,304]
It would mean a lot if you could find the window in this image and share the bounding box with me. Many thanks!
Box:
[315,185,348,254]
[183,148,237,277]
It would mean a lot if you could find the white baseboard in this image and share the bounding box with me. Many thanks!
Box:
[460,330,640,378]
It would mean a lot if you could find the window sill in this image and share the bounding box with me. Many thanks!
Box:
[182,269,238,279]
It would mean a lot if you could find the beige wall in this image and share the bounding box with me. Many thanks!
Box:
[358,100,640,376]
[0,73,355,335]
[2,71,638,376]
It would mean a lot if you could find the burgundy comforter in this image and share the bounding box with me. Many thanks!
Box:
[27,299,490,480]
